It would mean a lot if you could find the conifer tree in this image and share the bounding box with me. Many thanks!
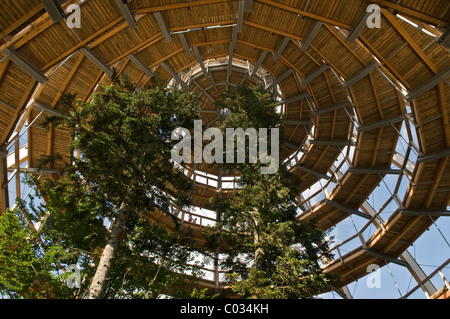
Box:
[0,75,204,299]
[205,85,335,298]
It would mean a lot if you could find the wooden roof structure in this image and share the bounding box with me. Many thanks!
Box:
[0,0,449,298]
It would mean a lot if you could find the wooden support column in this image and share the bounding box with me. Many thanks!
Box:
[0,146,9,213]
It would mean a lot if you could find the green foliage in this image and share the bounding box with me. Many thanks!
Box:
[0,209,75,299]
[0,75,204,299]
[204,85,335,299]
[101,217,203,299]
[58,77,200,212]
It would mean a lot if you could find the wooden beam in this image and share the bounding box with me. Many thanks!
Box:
[243,20,304,42]
[46,123,54,169]
[51,53,84,107]
[406,66,450,102]
[358,35,411,90]
[83,71,104,102]
[371,0,448,27]
[381,216,420,254]
[255,0,352,29]
[0,0,84,53]
[424,157,448,208]
[0,79,37,149]
[371,127,383,167]
[137,0,235,13]
[41,16,126,70]
[312,145,330,170]
[0,4,44,40]
[107,33,164,65]
[369,73,383,119]
[382,9,438,74]
[0,147,9,212]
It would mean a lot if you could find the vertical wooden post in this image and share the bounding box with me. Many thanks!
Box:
[0,146,9,213]
[15,140,20,202]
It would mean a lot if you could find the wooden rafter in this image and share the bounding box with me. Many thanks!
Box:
[255,0,351,29]
[0,4,44,41]
[323,24,367,67]
[0,79,37,146]
[371,0,448,27]
[381,9,438,74]
[136,0,235,14]
[358,35,411,90]
[51,54,84,107]
[424,157,448,209]
[437,82,450,147]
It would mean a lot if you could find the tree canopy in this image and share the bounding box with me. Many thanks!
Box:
[0,75,204,299]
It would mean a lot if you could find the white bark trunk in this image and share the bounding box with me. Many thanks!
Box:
[87,204,130,299]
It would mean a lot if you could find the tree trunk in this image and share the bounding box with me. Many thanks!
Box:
[87,204,130,299]
[252,210,265,271]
